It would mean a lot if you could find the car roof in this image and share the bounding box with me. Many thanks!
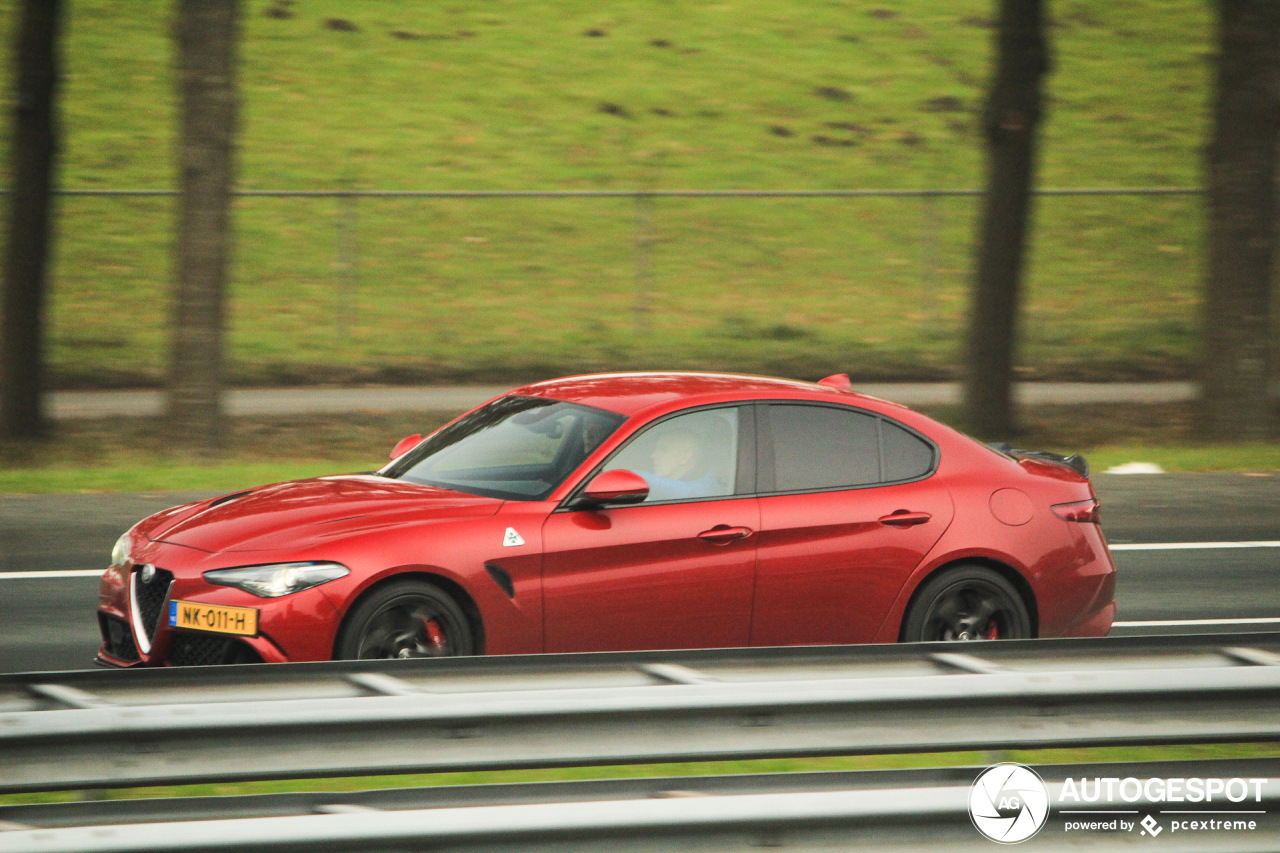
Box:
[510,371,881,417]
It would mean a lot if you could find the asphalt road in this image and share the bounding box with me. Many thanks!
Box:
[0,473,1276,674]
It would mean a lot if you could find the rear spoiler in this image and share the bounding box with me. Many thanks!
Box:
[987,443,1090,479]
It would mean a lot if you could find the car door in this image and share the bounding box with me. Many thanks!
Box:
[749,402,953,646]
[540,405,759,652]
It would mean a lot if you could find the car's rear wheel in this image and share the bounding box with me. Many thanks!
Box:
[901,565,1031,642]
[336,580,475,660]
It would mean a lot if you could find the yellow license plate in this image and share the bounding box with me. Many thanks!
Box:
[169,600,259,636]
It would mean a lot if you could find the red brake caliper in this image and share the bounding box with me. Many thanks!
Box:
[423,618,447,649]
[984,621,999,640]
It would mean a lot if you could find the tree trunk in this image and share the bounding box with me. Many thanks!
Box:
[1198,0,1280,441]
[168,0,239,453]
[962,0,1050,440]
[1,0,62,440]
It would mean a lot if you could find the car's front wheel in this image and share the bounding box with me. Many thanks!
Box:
[336,580,475,659]
[901,565,1031,642]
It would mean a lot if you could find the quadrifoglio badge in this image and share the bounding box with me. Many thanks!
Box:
[968,763,1271,844]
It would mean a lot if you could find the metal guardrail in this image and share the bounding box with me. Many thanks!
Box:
[3,760,1278,852]
[3,634,1280,793]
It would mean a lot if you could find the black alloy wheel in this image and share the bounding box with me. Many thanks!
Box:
[901,565,1031,642]
[336,580,475,660]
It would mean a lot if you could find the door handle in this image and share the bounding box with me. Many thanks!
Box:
[878,510,932,528]
[697,525,754,544]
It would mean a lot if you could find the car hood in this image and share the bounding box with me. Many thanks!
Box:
[144,475,504,553]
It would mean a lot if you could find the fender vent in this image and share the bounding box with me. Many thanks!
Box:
[484,563,515,599]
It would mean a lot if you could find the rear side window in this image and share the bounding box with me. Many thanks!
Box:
[769,405,880,491]
[881,418,934,481]
[765,404,936,493]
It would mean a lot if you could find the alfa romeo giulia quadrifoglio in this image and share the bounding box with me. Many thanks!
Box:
[96,372,1116,667]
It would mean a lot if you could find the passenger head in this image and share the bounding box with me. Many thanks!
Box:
[650,428,700,481]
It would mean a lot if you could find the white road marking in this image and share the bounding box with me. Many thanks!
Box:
[1113,617,1280,628]
[1111,541,1280,551]
[0,570,102,580]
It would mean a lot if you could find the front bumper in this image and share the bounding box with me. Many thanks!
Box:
[97,556,341,667]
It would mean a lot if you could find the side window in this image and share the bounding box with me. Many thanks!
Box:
[881,418,935,482]
[768,405,879,491]
[604,408,739,502]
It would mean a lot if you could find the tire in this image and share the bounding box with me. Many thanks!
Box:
[900,565,1032,642]
[336,580,475,660]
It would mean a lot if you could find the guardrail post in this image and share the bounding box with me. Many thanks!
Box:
[919,192,940,336]
[633,192,653,336]
[335,193,359,337]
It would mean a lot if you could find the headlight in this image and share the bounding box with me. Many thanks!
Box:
[110,532,132,568]
[203,562,349,598]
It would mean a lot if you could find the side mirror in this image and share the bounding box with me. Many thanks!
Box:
[389,434,422,461]
[581,469,649,506]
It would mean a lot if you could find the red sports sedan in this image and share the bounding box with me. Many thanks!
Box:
[96,372,1116,667]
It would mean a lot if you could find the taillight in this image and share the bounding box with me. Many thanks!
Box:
[1052,498,1100,523]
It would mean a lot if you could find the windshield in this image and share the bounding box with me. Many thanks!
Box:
[380,396,626,500]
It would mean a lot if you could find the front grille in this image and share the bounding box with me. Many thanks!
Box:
[132,566,174,642]
[167,634,263,667]
[99,614,139,663]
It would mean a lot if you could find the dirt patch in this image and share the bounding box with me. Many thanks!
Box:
[922,95,965,113]
[825,121,870,136]
[814,85,853,101]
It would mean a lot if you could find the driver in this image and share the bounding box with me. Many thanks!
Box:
[636,427,720,501]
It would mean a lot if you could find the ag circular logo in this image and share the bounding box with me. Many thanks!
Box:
[969,763,1050,844]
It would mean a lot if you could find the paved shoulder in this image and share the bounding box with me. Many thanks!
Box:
[47,383,1197,420]
[0,491,219,574]
[1093,472,1280,544]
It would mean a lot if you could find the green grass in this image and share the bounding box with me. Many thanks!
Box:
[1089,444,1280,473]
[0,460,341,494]
[0,405,1276,494]
[3,442,1275,495]
[0,0,1214,387]
[5,743,1276,806]
[0,411,451,493]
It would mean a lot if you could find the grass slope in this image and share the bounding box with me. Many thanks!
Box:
[1,0,1211,386]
